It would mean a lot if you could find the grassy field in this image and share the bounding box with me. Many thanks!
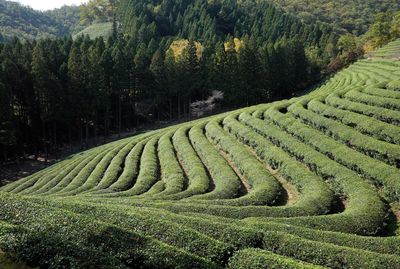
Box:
[0,40,400,268]
[73,22,113,40]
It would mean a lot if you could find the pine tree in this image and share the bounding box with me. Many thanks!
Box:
[238,37,263,105]
[224,39,241,107]
[100,47,114,139]
[150,49,166,120]
[180,40,201,116]
[68,42,85,146]
[111,43,126,136]
[0,81,16,162]
[164,48,178,119]
[32,40,56,161]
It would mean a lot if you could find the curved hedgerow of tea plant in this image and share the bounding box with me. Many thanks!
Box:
[1,40,400,269]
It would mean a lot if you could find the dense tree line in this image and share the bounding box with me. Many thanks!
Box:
[0,0,81,42]
[328,11,400,72]
[80,0,119,25]
[0,0,337,162]
[268,0,400,35]
[363,11,400,50]
[118,0,336,53]
[45,5,82,35]
[0,33,318,162]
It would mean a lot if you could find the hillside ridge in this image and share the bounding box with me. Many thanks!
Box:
[0,0,81,41]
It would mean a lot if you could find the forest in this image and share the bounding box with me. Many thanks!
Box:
[0,0,399,163]
[0,0,335,162]
[268,0,400,35]
[0,0,80,42]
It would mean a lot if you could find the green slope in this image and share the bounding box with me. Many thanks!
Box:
[372,39,400,59]
[0,40,400,268]
[73,22,113,40]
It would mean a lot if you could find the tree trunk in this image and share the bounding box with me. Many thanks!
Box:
[118,93,122,138]
[3,150,7,164]
[183,101,186,120]
[128,101,132,131]
[79,122,83,149]
[85,122,89,148]
[188,98,191,120]
[42,120,48,165]
[53,122,58,160]
[94,115,98,146]
[104,116,108,144]
[169,98,172,121]
[132,96,137,127]
[178,96,181,120]
[68,123,72,153]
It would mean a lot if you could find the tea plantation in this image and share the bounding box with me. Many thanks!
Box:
[1,39,400,268]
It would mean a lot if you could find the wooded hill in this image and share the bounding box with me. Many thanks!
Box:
[0,0,80,42]
[0,0,338,163]
[268,0,400,35]
[1,0,399,164]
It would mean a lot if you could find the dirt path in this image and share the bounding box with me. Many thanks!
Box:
[211,142,251,194]
[242,143,300,205]
[209,133,299,205]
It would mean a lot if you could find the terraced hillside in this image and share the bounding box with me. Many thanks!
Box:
[372,39,400,59]
[1,40,400,268]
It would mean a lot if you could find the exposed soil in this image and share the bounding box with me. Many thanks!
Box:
[330,196,348,214]
[266,166,299,206]
[212,143,250,195]
[384,203,400,236]
[241,143,299,205]
[175,157,190,191]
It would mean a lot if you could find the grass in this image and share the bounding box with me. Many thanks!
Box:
[73,22,113,40]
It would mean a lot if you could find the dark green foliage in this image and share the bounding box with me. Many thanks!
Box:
[0,0,80,41]
[268,0,400,35]
[0,194,220,269]
[0,32,321,163]
[44,5,82,34]
[228,249,325,269]
[0,0,342,160]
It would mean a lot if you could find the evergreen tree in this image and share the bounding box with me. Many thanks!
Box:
[223,39,241,107]
[150,49,167,119]
[32,40,54,160]
[238,37,263,105]
[0,81,16,161]
[164,48,178,119]
[111,44,124,136]
[67,42,86,145]
[179,40,202,115]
